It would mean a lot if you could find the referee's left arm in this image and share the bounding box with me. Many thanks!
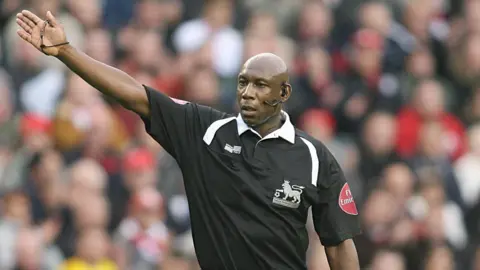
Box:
[312,147,361,270]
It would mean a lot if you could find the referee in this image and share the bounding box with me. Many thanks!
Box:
[16,10,361,270]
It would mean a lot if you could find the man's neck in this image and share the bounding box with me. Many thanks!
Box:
[254,113,283,137]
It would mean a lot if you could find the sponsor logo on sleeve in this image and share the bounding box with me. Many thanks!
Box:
[338,183,358,215]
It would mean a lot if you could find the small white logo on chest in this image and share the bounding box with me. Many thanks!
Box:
[224,143,242,154]
[273,180,305,209]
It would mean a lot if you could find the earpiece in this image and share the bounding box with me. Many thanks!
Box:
[281,83,287,97]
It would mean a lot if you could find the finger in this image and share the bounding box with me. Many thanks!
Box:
[17,30,32,43]
[16,18,33,34]
[17,13,37,29]
[21,10,43,25]
[46,11,58,27]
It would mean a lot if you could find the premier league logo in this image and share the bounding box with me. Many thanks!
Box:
[272,180,305,209]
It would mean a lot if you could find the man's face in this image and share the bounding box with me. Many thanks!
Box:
[236,65,284,126]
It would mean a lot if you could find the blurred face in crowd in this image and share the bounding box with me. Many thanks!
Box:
[40,179,65,213]
[30,0,60,14]
[66,74,101,107]
[359,2,392,36]
[135,121,163,154]
[352,30,383,78]
[420,180,446,208]
[303,46,331,86]
[0,72,13,124]
[299,0,332,41]
[423,206,445,243]
[425,246,454,270]
[69,159,107,206]
[15,229,42,269]
[1,192,31,225]
[370,250,406,270]
[66,0,101,29]
[31,149,64,186]
[468,88,480,121]
[243,36,276,62]
[473,247,480,270]
[123,148,157,192]
[404,0,434,41]
[382,164,414,203]
[468,124,480,155]
[362,112,396,156]
[83,104,115,158]
[418,121,447,158]
[300,109,335,142]
[136,0,182,29]
[465,0,480,34]
[413,80,445,119]
[85,29,114,65]
[185,67,220,107]
[407,48,435,79]
[77,228,110,263]
[133,31,165,73]
[246,12,278,39]
[203,0,233,29]
[74,194,109,229]
[465,34,480,75]
[362,189,399,228]
[131,187,164,228]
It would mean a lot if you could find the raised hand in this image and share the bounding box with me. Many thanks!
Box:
[16,10,69,57]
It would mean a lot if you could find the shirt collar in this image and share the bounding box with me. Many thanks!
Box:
[236,111,295,144]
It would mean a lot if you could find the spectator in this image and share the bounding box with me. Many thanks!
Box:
[396,79,466,160]
[60,227,117,270]
[0,191,31,269]
[358,111,400,189]
[14,227,64,270]
[370,249,406,270]
[113,187,170,269]
[172,0,243,78]
[424,245,455,270]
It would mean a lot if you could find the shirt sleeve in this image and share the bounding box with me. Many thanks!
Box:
[311,147,362,247]
[141,85,227,163]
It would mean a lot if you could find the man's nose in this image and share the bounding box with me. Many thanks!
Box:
[242,84,255,99]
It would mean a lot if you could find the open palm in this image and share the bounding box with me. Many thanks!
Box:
[16,10,68,56]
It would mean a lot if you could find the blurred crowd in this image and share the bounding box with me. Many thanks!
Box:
[1,0,480,269]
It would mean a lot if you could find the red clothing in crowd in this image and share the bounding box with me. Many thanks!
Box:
[396,107,466,160]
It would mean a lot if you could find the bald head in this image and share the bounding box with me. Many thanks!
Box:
[243,53,289,81]
[237,53,292,131]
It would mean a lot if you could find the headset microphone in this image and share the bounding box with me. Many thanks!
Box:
[264,85,286,107]
[264,99,282,107]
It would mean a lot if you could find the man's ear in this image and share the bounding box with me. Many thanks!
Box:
[281,83,292,102]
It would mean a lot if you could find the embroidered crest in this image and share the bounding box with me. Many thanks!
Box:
[273,180,305,209]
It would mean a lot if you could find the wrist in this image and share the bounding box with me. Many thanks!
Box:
[56,43,73,58]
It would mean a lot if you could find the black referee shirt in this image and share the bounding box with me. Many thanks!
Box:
[141,86,361,270]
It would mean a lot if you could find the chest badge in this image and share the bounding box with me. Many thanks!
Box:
[273,180,305,209]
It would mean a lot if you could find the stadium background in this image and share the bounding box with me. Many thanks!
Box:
[0,0,479,269]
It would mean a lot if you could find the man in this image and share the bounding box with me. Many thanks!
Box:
[16,10,361,269]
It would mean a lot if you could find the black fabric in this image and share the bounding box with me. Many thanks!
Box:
[141,85,361,269]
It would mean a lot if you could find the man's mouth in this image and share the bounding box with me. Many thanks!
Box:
[241,105,256,112]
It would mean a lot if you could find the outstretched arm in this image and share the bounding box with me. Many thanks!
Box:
[325,239,359,270]
[16,10,149,117]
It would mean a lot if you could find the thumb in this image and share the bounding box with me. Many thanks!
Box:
[46,11,58,27]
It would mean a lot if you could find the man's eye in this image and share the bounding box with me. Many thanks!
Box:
[238,81,247,87]
[255,83,266,88]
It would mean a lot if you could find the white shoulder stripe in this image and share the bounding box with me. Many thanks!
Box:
[203,117,236,145]
[300,137,319,187]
